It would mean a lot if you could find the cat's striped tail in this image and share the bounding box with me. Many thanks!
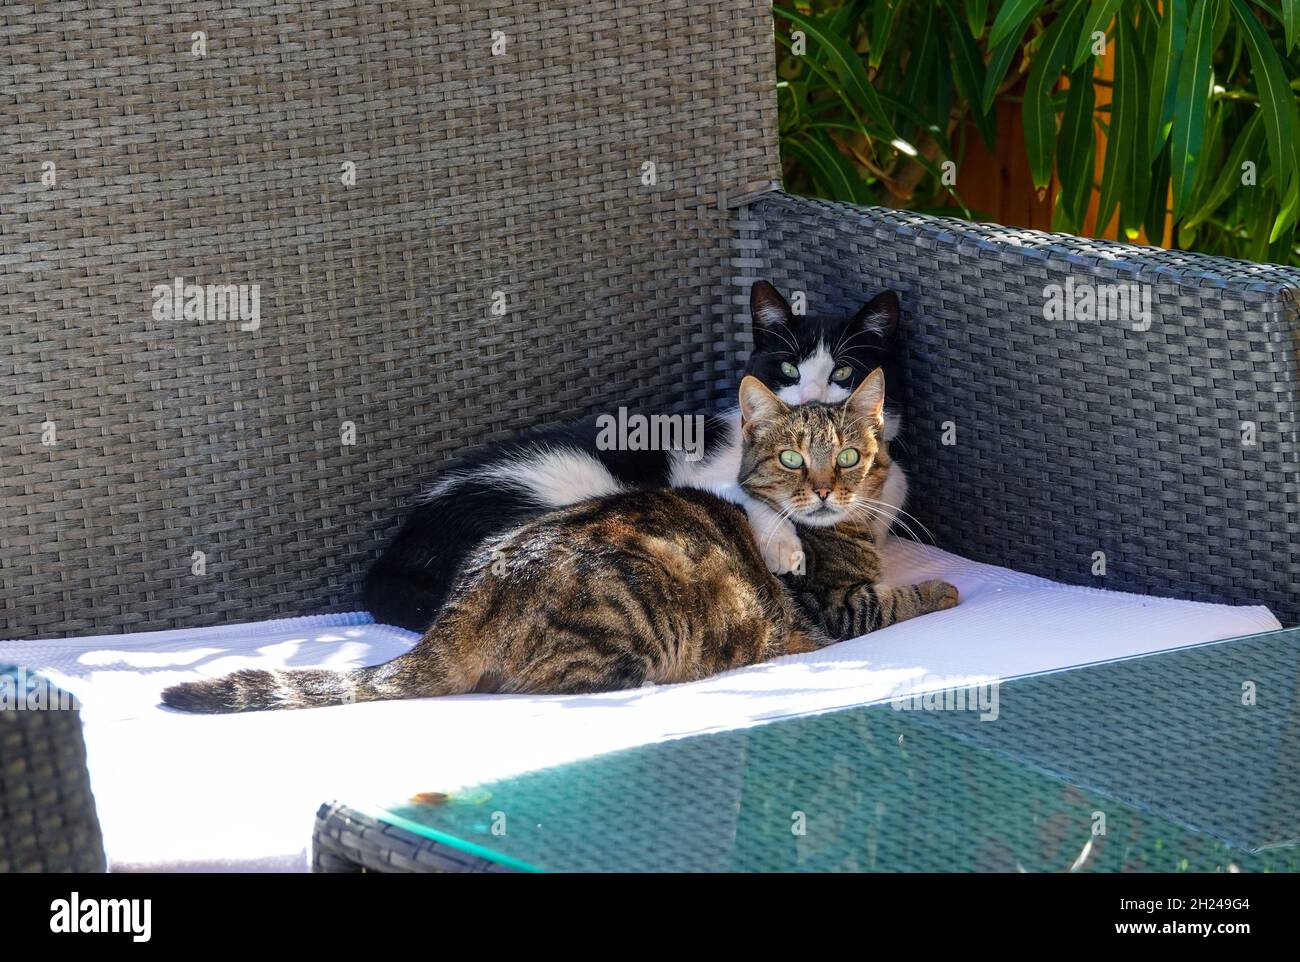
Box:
[161,665,385,713]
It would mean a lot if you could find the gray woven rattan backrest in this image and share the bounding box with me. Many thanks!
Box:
[738,192,1300,624]
[0,2,779,638]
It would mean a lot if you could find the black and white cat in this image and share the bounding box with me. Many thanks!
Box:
[364,281,909,631]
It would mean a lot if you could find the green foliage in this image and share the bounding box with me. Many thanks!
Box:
[774,0,1300,265]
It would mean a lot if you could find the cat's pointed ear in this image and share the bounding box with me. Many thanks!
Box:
[846,368,886,427]
[739,375,788,435]
[750,281,794,347]
[850,290,900,341]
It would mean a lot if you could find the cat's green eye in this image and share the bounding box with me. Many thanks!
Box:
[778,449,805,469]
[780,361,799,380]
[831,365,853,382]
[836,448,861,468]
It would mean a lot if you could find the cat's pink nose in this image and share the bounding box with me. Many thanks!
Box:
[814,487,832,501]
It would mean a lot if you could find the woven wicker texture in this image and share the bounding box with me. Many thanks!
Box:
[908,628,1300,854]
[0,0,779,638]
[735,192,1300,622]
[0,666,105,872]
[313,629,1300,872]
[313,801,514,873]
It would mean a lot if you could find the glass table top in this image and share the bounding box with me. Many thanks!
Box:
[352,628,1300,871]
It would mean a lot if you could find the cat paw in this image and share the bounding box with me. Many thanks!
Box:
[919,579,959,612]
[761,519,805,576]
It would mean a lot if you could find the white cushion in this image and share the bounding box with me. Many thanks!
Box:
[2,539,1279,872]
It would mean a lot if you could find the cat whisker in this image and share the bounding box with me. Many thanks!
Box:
[846,498,903,529]
[832,328,882,356]
[762,323,801,358]
[760,503,799,555]
[853,498,936,545]
[844,499,919,543]
[831,319,869,356]
[841,496,918,542]
[835,413,875,436]
[887,434,913,456]
[871,503,935,545]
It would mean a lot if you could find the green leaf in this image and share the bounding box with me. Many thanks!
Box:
[989,0,1045,48]
[869,0,902,70]
[934,28,953,123]
[1239,156,1268,232]
[1056,64,1096,231]
[774,31,876,147]
[1184,110,1264,230]
[806,3,865,71]
[1145,141,1172,243]
[1185,100,1226,218]
[810,129,872,205]
[826,0,864,44]
[782,133,868,205]
[873,90,945,137]
[1170,0,1218,219]
[1285,0,1299,54]
[944,0,996,150]
[1244,183,1272,260]
[1024,0,1087,191]
[1231,0,1299,200]
[777,5,899,142]
[982,5,1040,112]
[1023,88,1057,195]
[1268,220,1296,263]
[966,0,990,38]
[1098,16,1146,237]
[901,2,938,118]
[1270,177,1298,250]
[1073,0,1124,70]
[1272,140,1300,241]
[780,138,828,197]
[1121,16,1153,240]
[1212,0,1233,48]
[1148,0,1187,158]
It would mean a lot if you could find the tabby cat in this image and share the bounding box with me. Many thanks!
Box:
[363,280,910,632]
[161,371,956,713]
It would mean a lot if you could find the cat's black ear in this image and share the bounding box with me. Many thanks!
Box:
[750,281,794,347]
[739,375,787,435]
[850,290,900,341]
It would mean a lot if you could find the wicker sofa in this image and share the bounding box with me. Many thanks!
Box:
[2,1,1298,870]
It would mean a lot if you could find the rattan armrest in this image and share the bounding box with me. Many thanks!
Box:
[735,191,1300,623]
[0,667,105,872]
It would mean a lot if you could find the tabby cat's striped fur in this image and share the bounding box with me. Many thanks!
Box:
[161,372,957,713]
[733,375,959,640]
